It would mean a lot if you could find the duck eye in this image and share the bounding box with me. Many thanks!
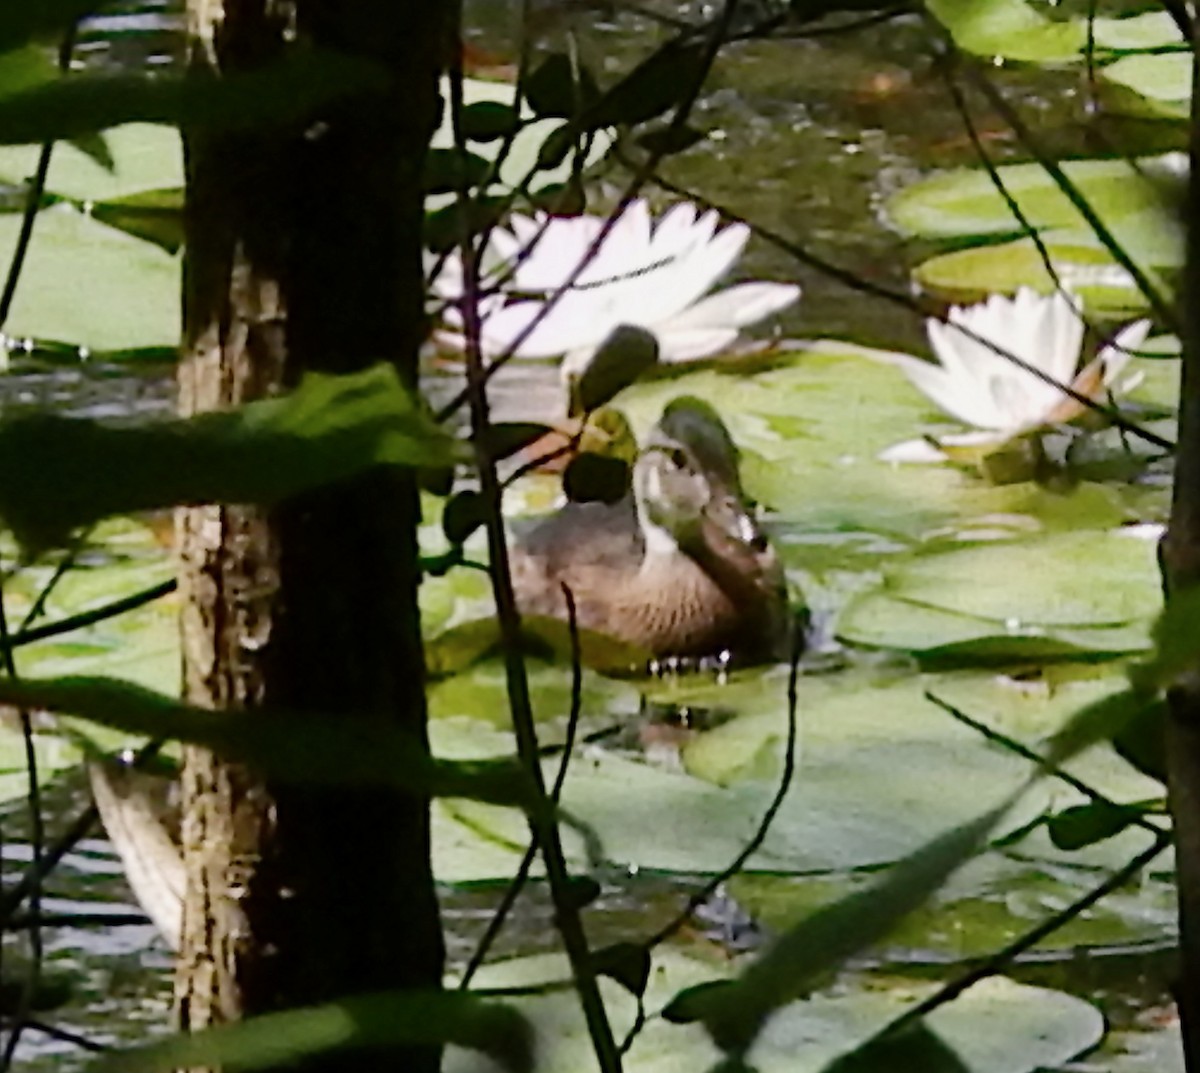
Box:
[667,447,688,468]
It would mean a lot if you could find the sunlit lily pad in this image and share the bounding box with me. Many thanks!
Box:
[614,349,1141,544]
[733,837,1173,963]
[926,0,1085,64]
[838,530,1160,658]
[886,156,1181,241]
[912,233,1173,314]
[1100,52,1191,119]
[430,669,1083,882]
[10,516,177,696]
[1091,12,1188,52]
[447,951,1104,1073]
[0,203,179,350]
[0,123,182,202]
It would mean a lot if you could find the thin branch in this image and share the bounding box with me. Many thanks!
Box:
[449,36,624,1071]
[459,585,586,989]
[924,691,1165,837]
[637,164,1175,452]
[644,626,803,951]
[1,579,176,654]
[957,48,1178,331]
[879,830,1171,1038]
[435,0,745,424]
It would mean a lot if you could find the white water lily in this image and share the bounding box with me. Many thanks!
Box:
[431,199,800,376]
[880,287,1151,463]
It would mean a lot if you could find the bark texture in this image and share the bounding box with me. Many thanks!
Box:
[174,0,446,1066]
[1161,16,1200,1071]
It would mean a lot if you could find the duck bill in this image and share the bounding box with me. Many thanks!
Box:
[695,494,769,562]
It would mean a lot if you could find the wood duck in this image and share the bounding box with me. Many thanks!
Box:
[511,397,792,664]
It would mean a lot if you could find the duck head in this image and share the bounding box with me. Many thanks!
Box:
[633,397,768,564]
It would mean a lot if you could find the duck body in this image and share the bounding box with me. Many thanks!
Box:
[511,398,792,663]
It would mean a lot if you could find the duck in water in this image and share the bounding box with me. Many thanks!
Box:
[511,397,792,664]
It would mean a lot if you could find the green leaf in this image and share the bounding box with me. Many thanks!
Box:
[524,54,599,120]
[429,77,611,204]
[674,801,1015,1055]
[1112,699,1166,784]
[443,490,488,545]
[0,48,387,144]
[0,364,462,549]
[562,453,630,505]
[820,1021,972,1073]
[99,990,532,1073]
[477,422,555,463]
[1043,688,1157,768]
[89,186,183,252]
[422,147,491,195]
[1046,800,1148,851]
[591,943,651,998]
[0,1,106,54]
[460,951,1104,1073]
[1144,585,1200,690]
[0,675,532,806]
[588,43,710,128]
[568,324,660,415]
[910,244,1149,316]
[925,0,1085,63]
[424,615,649,679]
[534,122,574,172]
[459,100,521,142]
[0,46,59,110]
[635,124,706,157]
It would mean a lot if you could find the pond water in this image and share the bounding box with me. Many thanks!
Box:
[0,1,1188,1071]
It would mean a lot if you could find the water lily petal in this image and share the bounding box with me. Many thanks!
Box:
[893,346,1010,430]
[650,202,700,260]
[1099,317,1153,384]
[663,282,800,333]
[632,222,751,326]
[880,429,1013,464]
[878,437,950,463]
[478,290,621,357]
[657,327,741,363]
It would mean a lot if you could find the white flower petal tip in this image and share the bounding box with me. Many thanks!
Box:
[878,438,950,464]
[1113,523,1161,542]
[902,287,1144,444]
[430,200,797,381]
[1115,522,1166,541]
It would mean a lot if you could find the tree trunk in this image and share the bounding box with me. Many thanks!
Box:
[1161,13,1200,1072]
[174,1,446,1069]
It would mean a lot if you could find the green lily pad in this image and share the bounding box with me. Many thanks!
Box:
[886,156,1180,241]
[11,517,177,696]
[447,951,1104,1073]
[926,0,1085,64]
[614,349,1141,545]
[0,202,179,350]
[911,234,1173,314]
[1091,12,1188,52]
[0,122,182,202]
[1101,52,1191,117]
[430,667,1130,882]
[733,839,1173,964]
[839,530,1161,657]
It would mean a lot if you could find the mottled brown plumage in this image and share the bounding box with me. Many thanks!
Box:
[511,398,791,663]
